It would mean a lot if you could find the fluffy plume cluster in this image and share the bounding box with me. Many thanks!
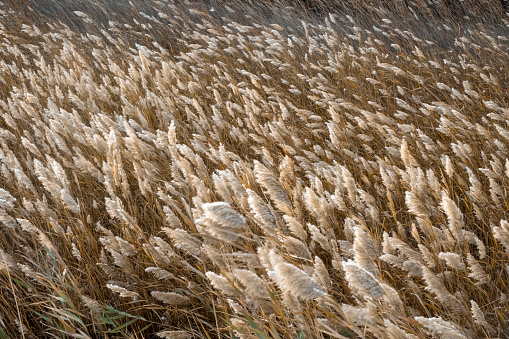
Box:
[0,0,509,337]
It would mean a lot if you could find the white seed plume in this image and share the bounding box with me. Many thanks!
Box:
[253,160,292,215]
[438,252,465,270]
[342,260,385,299]
[268,249,326,300]
[466,254,489,285]
[196,202,246,242]
[352,226,379,277]
[440,191,464,242]
[283,215,308,241]
[414,317,466,339]
[200,202,246,230]
[151,291,190,305]
[233,269,270,299]
[206,271,240,297]
[0,189,16,210]
[493,220,509,251]
[422,266,465,314]
[145,267,177,280]
[246,189,276,231]
[106,284,140,298]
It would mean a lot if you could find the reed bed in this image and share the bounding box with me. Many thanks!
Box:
[0,0,509,337]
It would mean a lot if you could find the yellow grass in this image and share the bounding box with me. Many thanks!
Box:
[0,0,509,337]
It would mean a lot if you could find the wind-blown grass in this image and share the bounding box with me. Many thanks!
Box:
[0,0,509,337]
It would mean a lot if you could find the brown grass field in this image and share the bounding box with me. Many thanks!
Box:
[1,0,509,337]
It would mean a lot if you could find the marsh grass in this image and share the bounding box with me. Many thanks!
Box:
[0,0,509,337]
